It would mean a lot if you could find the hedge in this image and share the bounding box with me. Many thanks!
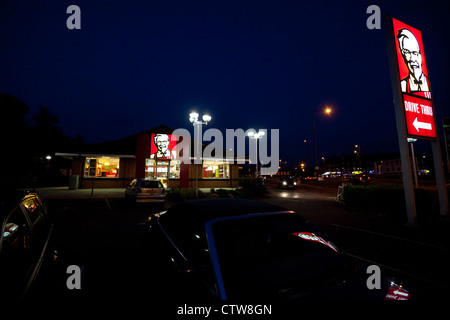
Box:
[342,184,440,221]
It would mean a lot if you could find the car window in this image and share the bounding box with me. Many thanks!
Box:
[34,196,48,216]
[141,181,162,188]
[22,196,51,242]
[159,208,207,262]
[1,206,31,249]
[0,206,35,298]
[22,197,43,225]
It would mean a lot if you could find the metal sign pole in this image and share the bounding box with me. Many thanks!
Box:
[385,15,449,221]
[431,132,449,216]
[385,15,418,225]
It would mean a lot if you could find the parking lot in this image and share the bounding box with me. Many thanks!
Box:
[24,195,162,307]
[23,184,450,310]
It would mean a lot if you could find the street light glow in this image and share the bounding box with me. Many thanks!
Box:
[202,114,212,123]
[189,111,199,123]
[189,111,211,198]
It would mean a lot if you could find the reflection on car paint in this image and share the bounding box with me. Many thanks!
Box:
[292,232,340,254]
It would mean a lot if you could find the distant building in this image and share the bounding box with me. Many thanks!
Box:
[56,125,242,189]
[321,152,426,176]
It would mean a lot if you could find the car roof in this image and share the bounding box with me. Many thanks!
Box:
[165,198,291,224]
[0,189,36,219]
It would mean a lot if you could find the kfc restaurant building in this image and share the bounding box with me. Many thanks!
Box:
[58,125,240,189]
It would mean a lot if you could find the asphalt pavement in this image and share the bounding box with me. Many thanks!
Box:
[263,183,450,301]
[24,183,450,310]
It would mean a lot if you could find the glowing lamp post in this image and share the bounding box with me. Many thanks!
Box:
[189,111,211,197]
[247,130,265,176]
[313,107,332,178]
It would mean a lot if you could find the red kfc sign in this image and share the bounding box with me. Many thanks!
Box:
[150,133,177,159]
[403,95,436,138]
[391,18,437,140]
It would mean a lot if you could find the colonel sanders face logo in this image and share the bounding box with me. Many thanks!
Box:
[150,134,176,159]
[399,29,422,82]
[397,28,430,97]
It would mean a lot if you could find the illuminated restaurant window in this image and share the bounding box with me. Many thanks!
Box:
[203,161,230,179]
[145,159,180,179]
[85,157,119,178]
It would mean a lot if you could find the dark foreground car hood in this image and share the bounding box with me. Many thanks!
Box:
[278,261,412,301]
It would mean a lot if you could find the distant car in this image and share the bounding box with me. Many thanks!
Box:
[125,178,166,203]
[277,176,297,189]
[348,174,370,185]
[143,198,411,300]
[0,190,56,302]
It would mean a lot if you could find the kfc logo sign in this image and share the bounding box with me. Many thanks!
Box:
[391,17,437,140]
[393,19,431,99]
[150,134,177,159]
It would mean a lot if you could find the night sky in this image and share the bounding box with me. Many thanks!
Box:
[1,0,449,167]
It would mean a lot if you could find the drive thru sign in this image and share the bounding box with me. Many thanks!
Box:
[403,95,436,138]
[391,18,437,140]
[386,15,449,224]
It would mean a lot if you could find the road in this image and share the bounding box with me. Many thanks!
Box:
[264,183,450,300]
[25,183,450,308]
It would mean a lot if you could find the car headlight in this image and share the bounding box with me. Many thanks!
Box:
[283,181,287,185]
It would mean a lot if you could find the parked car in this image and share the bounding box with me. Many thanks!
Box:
[277,176,297,189]
[125,178,166,203]
[0,190,56,302]
[143,198,411,300]
[347,173,371,185]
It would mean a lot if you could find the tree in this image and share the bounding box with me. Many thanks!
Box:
[1,93,85,189]
[0,93,32,190]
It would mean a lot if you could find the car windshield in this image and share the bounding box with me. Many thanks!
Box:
[211,213,350,299]
[140,181,162,188]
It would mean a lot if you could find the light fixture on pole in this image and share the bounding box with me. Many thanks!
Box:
[189,111,212,197]
[313,106,332,178]
[247,129,265,176]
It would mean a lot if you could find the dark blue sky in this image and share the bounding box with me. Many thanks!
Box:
[1,0,449,167]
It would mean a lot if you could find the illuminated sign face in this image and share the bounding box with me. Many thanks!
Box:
[150,133,177,159]
[392,18,436,139]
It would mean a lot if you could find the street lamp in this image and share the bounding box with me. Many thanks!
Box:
[189,111,212,197]
[189,112,212,125]
[354,144,361,170]
[45,155,52,178]
[247,129,265,176]
[313,107,332,178]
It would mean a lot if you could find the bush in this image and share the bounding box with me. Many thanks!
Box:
[238,177,267,198]
[343,185,404,213]
[342,184,441,221]
[166,187,204,202]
